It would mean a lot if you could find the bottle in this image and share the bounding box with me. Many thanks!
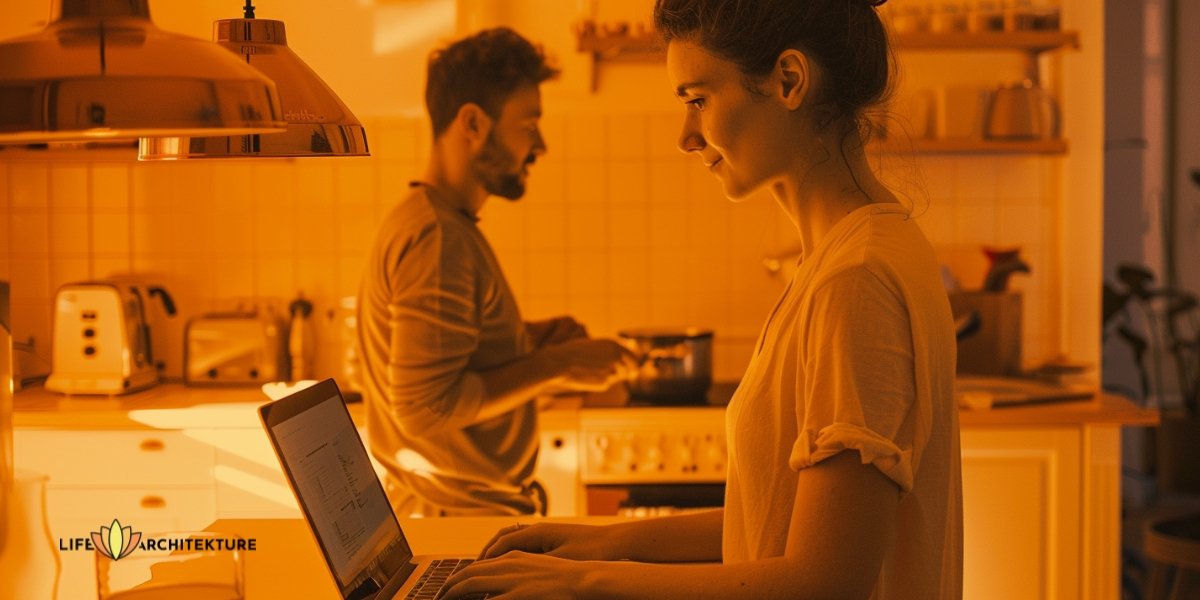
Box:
[288,295,315,382]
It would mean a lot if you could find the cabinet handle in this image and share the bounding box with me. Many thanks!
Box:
[139,438,165,452]
[140,495,167,509]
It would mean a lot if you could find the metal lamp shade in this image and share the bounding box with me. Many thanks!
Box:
[138,16,368,160]
[0,0,286,144]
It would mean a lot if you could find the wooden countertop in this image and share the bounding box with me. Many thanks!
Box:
[206,516,630,600]
[12,381,1159,430]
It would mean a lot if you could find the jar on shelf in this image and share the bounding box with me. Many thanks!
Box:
[891,4,931,33]
[1003,0,1037,31]
[931,3,968,33]
[967,0,1006,32]
[1029,0,1061,30]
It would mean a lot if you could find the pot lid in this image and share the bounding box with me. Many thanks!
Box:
[617,327,713,341]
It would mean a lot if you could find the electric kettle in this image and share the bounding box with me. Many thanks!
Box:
[984,79,1060,140]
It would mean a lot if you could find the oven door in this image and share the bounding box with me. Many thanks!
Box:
[585,483,725,517]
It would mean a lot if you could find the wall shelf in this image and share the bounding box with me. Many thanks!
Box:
[573,26,1080,64]
[893,30,1080,53]
[573,22,1078,156]
[875,138,1069,155]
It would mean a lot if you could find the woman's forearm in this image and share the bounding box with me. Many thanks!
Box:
[604,509,723,563]
[580,557,810,600]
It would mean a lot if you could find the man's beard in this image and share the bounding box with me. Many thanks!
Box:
[472,132,532,200]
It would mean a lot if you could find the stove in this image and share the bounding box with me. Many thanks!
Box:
[536,382,737,517]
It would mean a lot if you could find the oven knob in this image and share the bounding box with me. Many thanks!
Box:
[590,434,612,472]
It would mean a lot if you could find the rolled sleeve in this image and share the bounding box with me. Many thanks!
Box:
[790,423,914,492]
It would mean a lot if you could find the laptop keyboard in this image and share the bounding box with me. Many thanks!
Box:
[404,558,476,599]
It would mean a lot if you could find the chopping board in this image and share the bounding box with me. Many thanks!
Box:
[955,375,1095,409]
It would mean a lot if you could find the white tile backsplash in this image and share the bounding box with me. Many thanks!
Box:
[9,211,50,257]
[10,163,47,210]
[91,212,130,256]
[48,164,89,210]
[0,113,1066,380]
[91,165,130,210]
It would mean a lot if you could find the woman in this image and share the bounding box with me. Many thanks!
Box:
[442,0,962,597]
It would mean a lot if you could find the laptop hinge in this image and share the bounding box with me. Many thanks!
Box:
[347,576,382,600]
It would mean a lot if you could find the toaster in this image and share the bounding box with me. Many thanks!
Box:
[184,311,286,385]
[45,280,175,395]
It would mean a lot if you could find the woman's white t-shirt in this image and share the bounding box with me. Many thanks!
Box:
[723,202,962,599]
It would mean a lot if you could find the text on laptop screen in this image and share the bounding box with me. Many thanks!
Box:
[270,393,403,586]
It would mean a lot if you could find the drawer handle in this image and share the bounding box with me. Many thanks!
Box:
[139,439,165,452]
[140,495,167,509]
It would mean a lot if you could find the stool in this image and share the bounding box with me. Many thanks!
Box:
[1144,512,1200,599]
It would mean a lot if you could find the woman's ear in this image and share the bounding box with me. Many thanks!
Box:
[456,102,493,145]
[775,49,811,110]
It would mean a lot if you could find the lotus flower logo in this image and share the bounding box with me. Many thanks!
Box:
[92,519,141,560]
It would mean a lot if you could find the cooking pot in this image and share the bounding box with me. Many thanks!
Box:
[617,327,713,404]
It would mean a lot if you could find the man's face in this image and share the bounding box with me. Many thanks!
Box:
[472,84,546,200]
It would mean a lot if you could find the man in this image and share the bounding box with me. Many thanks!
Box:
[358,28,634,517]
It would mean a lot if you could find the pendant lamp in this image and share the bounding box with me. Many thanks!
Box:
[0,0,286,144]
[138,1,369,160]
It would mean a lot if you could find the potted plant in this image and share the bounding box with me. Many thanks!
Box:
[1103,263,1200,494]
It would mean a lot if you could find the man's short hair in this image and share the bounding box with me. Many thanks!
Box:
[425,27,559,138]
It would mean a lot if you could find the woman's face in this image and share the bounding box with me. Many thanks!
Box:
[666,40,797,201]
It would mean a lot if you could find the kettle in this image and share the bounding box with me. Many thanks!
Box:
[984,80,1060,140]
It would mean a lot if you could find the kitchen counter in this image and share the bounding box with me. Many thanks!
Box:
[11,381,1158,599]
[205,516,631,600]
[11,381,1160,429]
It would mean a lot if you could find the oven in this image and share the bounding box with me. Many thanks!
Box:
[535,383,734,517]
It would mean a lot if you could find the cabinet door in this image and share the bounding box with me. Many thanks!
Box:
[49,487,216,600]
[961,427,1082,600]
[13,429,219,600]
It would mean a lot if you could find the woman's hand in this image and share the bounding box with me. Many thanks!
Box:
[477,522,616,561]
[439,552,594,600]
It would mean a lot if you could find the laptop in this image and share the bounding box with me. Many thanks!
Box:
[260,378,486,600]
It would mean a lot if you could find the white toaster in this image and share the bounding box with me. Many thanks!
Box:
[45,281,166,395]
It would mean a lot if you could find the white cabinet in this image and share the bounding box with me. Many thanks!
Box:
[962,425,1122,600]
[12,429,217,600]
[202,428,301,519]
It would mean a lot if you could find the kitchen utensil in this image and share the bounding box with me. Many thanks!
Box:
[184,310,286,385]
[982,246,1030,292]
[45,281,175,395]
[617,327,713,404]
[984,80,1060,139]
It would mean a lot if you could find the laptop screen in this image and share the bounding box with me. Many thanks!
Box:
[263,380,411,592]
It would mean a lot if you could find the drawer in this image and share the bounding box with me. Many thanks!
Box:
[14,430,216,486]
[46,487,217,600]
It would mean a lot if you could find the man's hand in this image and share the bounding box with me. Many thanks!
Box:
[539,338,638,393]
[526,316,589,348]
